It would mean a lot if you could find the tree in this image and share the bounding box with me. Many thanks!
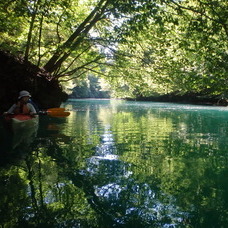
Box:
[0,0,161,77]
[0,0,227,105]
[103,0,228,98]
[69,75,110,98]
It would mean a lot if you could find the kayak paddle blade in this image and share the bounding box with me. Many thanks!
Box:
[47,111,70,117]
[47,108,66,112]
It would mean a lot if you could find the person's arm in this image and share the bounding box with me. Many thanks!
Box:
[28,99,39,112]
[27,103,37,115]
[4,104,17,115]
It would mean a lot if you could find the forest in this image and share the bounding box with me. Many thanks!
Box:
[0,0,227,111]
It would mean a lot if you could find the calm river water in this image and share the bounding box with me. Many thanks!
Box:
[0,99,228,227]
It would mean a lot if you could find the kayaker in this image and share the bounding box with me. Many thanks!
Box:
[4,90,37,116]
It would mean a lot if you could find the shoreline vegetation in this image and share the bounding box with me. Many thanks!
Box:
[125,93,228,106]
[69,96,228,107]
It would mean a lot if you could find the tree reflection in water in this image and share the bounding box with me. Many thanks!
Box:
[1,100,228,227]
[80,128,190,227]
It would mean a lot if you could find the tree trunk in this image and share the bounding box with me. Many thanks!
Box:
[43,0,109,74]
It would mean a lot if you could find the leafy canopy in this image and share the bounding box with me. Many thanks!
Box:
[0,0,227,98]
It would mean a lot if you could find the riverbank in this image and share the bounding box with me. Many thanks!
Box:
[0,51,68,114]
[126,93,228,106]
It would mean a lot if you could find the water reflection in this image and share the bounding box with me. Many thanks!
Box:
[0,117,38,167]
[0,100,228,227]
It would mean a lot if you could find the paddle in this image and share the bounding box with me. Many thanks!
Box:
[4,111,70,118]
[46,110,70,117]
[38,107,70,117]
[47,108,66,112]
[3,107,70,118]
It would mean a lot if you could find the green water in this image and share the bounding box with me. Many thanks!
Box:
[0,99,228,227]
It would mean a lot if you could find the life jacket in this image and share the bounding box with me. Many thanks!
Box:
[14,101,30,114]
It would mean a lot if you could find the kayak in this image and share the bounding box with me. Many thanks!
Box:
[5,114,39,132]
[4,114,39,149]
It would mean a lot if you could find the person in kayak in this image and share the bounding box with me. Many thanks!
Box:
[4,90,37,116]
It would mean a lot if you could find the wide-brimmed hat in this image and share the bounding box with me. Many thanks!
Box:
[18,90,31,99]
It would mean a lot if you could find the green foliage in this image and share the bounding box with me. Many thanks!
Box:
[105,0,228,98]
[69,75,110,98]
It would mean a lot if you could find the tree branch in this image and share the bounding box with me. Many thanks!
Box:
[56,56,104,79]
[44,0,110,73]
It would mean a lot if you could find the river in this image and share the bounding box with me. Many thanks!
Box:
[0,99,228,227]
